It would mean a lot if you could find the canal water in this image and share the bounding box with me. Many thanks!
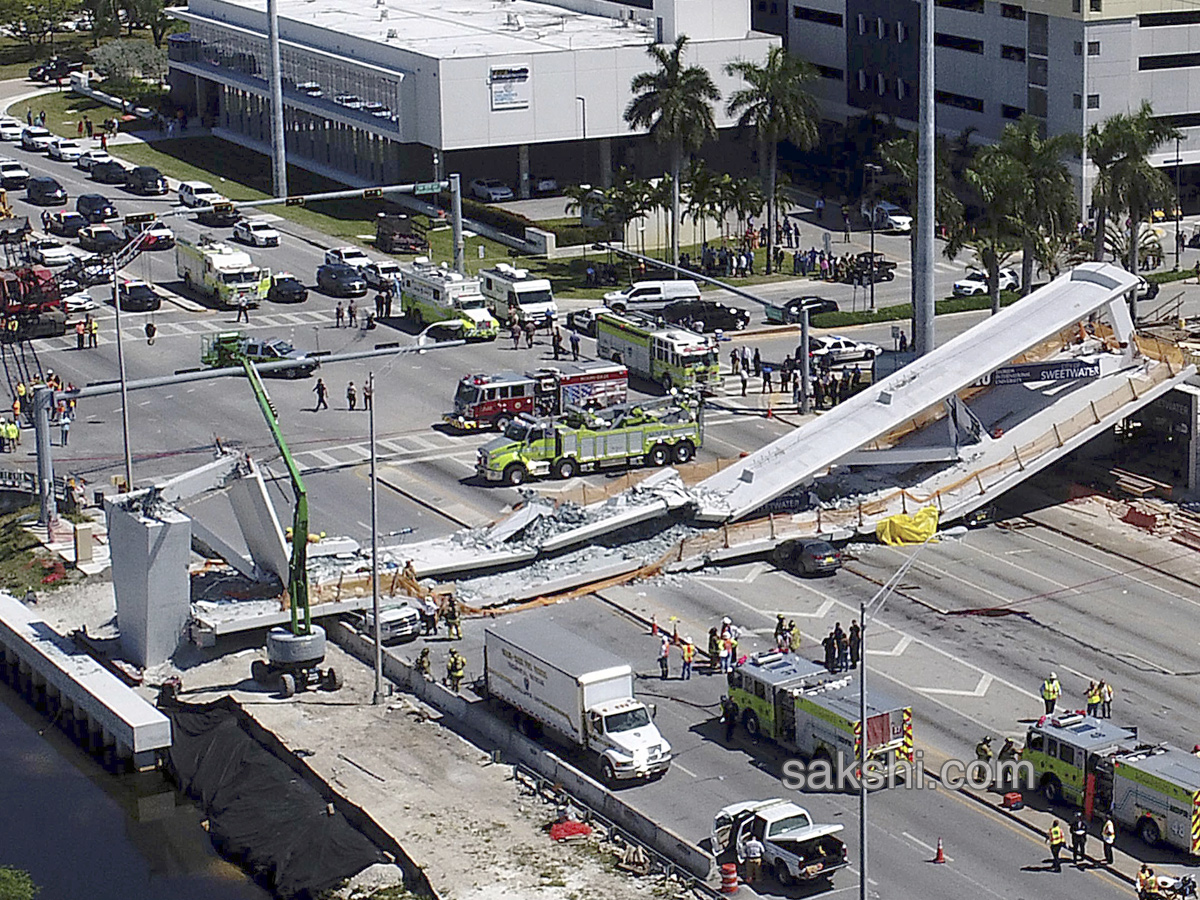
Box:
[0,680,270,900]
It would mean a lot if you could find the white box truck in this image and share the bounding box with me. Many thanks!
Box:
[484,619,671,784]
[478,263,557,326]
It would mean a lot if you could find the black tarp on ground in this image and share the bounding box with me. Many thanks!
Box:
[162,698,385,899]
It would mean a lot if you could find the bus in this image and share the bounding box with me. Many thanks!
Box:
[595,310,720,393]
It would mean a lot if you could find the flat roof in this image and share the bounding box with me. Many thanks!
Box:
[209,0,656,58]
[737,653,907,718]
[486,618,632,675]
[1118,745,1200,791]
[1035,714,1138,751]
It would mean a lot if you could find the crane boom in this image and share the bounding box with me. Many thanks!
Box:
[242,359,310,635]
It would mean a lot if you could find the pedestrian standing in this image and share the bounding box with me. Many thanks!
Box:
[752,347,761,375]
[525,320,537,348]
[1101,816,1115,866]
[842,208,851,242]
[739,370,748,397]
[87,316,98,348]
[731,349,740,375]
[721,695,737,741]
[1100,680,1113,718]
[313,378,328,410]
[822,631,836,671]
[658,634,670,680]
[346,381,357,410]
[75,320,85,350]
[742,836,764,885]
[708,627,721,673]
[375,291,384,318]
[552,327,563,360]
[446,649,466,692]
[788,620,802,654]
[348,299,357,327]
[836,630,850,671]
[1086,681,1099,717]
[59,411,70,446]
[1042,672,1061,714]
[84,116,92,138]
[1048,820,1066,872]
[848,620,861,668]
[510,322,520,349]
[569,330,580,361]
[761,366,771,394]
[1070,812,1088,865]
[444,598,463,640]
[236,296,249,323]
[899,330,908,353]
[77,120,83,138]
[335,301,344,327]
[719,634,732,673]
[680,637,695,680]
[362,380,372,411]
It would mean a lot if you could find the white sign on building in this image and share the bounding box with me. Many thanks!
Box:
[490,65,531,111]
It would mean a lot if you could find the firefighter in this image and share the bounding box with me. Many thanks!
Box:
[975,736,993,763]
[1047,819,1066,872]
[415,647,431,680]
[444,597,462,640]
[1041,672,1061,714]
[446,648,466,692]
[144,321,156,345]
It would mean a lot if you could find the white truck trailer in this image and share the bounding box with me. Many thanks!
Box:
[484,619,671,784]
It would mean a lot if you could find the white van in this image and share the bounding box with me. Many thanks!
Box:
[356,602,422,643]
[178,180,227,209]
[603,279,701,309]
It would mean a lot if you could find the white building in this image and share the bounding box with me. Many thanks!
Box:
[167,0,779,194]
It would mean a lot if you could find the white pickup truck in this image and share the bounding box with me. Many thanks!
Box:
[712,799,848,888]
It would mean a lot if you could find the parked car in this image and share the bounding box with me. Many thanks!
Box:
[566,305,611,337]
[324,246,371,270]
[47,138,82,162]
[76,193,118,223]
[530,174,558,194]
[116,279,160,311]
[178,180,226,208]
[77,224,124,254]
[1136,275,1160,302]
[807,334,882,365]
[772,538,842,576]
[125,166,168,195]
[658,299,750,332]
[952,269,1019,296]
[0,159,29,189]
[362,259,400,291]
[91,160,130,185]
[469,178,514,202]
[233,217,280,247]
[75,149,113,172]
[333,93,364,109]
[844,251,897,285]
[267,272,308,304]
[861,199,913,233]
[28,57,82,81]
[27,237,73,266]
[20,127,53,152]
[295,81,322,97]
[44,210,87,237]
[26,175,66,205]
[764,295,839,324]
[362,102,391,119]
[125,219,175,249]
[0,119,23,141]
[316,263,367,297]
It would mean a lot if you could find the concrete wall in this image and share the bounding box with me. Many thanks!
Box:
[107,503,192,668]
[328,620,715,882]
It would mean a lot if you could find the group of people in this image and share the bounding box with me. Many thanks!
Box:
[820,621,861,673]
[1040,671,1116,719]
[706,616,741,675]
[729,344,866,408]
[656,631,698,680]
[772,615,802,654]
[1046,811,1117,872]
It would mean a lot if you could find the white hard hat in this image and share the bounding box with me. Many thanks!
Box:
[722,616,731,625]
[684,636,693,644]
[1050,672,1058,680]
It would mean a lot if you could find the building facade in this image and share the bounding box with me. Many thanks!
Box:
[166,0,778,195]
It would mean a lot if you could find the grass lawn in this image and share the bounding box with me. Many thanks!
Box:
[0,504,84,593]
[9,87,153,137]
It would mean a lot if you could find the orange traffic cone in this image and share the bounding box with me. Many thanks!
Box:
[934,838,946,864]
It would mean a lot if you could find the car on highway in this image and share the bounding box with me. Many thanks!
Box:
[771,538,842,576]
[315,263,367,297]
[0,119,23,141]
[807,334,882,365]
[76,193,118,223]
[202,332,318,377]
[77,224,124,254]
[469,178,514,203]
[116,279,160,311]
[26,175,66,205]
[712,799,848,888]
[178,180,226,208]
[75,149,113,172]
[658,299,749,332]
[324,246,371,270]
[27,237,73,266]
[952,268,1019,296]
[47,137,82,162]
[362,259,400,291]
[20,126,53,151]
[764,295,839,324]
[44,210,87,237]
[0,159,29,189]
[232,217,280,247]
[267,272,308,304]
[124,218,175,249]
[125,165,168,195]
[91,160,129,185]
[63,290,97,314]
[566,306,611,337]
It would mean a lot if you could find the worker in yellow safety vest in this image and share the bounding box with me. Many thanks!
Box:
[1086,682,1101,717]
[1047,820,1066,872]
[446,649,466,692]
[1041,672,1061,714]
[680,638,695,681]
[1138,863,1158,897]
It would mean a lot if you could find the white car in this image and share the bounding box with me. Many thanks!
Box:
[233,217,281,247]
[362,259,400,290]
[63,290,97,313]
[324,246,372,270]
[178,180,227,208]
[0,159,29,189]
[952,269,1019,296]
[28,237,73,266]
[75,149,113,171]
[20,127,53,151]
[0,119,23,141]
[469,178,514,202]
[808,334,882,365]
[47,138,82,161]
[861,200,913,233]
[530,174,558,194]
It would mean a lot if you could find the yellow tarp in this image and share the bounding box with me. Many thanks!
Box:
[875,506,939,546]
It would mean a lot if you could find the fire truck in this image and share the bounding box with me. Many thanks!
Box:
[444,361,627,431]
[0,266,65,340]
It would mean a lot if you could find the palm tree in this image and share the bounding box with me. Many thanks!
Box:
[994,115,1081,294]
[684,159,719,247]
[1087,116,1127,262]
[1110,102,1180,275]
[625,35,721,268]
[947,147,1024,314]
[725,47,819,273]
[730,177,765,244]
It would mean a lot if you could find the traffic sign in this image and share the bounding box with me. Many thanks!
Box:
[414,181,442,196]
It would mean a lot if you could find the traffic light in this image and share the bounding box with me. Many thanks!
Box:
[285,196,306,207]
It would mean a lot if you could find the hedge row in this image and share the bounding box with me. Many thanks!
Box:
[808,290,1020,329]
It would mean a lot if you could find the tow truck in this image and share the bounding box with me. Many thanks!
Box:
[725,652,914,778]
[444,361,627,431]
[201,332,318,378]
[1023,714,1200,852]
[476,393,703,485]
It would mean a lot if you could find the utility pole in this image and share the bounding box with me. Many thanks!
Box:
[1175,136,1183,271]
[915,0,936,357]
[266,0,288,197]
[111,257,133,492]
[450,174,465,275]
[369,371,382,705]
[34,386,54,525]
[800,307,811,415]
[865,163,882,311]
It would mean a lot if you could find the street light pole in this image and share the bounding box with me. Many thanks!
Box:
[800,307,811,415]
[1175,136,1182,271]
[110,256,133,492]
[369,370,382,705]
[865,164,882,311]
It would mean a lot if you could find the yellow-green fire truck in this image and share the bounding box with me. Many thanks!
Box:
[595,310,720,394]
[399,257,499,341]
[1024,714,1200,852]
[476,393,703,485]
[726,652,914,776]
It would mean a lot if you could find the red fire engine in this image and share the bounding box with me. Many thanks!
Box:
[0,266,66,340]
[444,361,628,430]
